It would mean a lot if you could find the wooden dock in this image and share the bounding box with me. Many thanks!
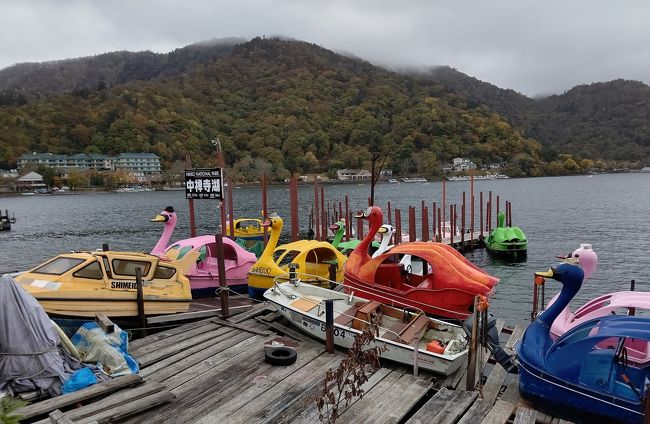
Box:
[19,303,573,424]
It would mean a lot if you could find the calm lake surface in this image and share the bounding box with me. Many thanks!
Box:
[1,173,648,326]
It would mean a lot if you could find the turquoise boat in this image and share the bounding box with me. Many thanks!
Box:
[484,211,527,259]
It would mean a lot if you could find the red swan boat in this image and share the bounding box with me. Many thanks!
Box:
[343,206,499,319]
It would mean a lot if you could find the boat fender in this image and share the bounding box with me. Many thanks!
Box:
[264,346,297,366]
[426,340,445,354]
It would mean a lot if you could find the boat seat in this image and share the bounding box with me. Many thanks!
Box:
[351,300,383,331]
[376,263,404,289]
[385,313,430,345]
[579,349,615,388]
[335,302,364,326]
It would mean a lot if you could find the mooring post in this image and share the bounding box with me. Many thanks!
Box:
[461,193,466,246]
[227,177,234,238]
[357,211,364,240]
[449,204,454,245]
[290,176,299,242]
[325,299,334,354]
[185,156,197,238]
[313,177,320,241]
[479,192,485,235]
[442,179,446,237]
[422,206,429,242]
[102,243,109,251]
[261,175,269,245]
[488,191,493,231]
[466,296,479,391]
[470,177,475,248]
[432,202,437,240]
[496,195,500,228]
[215,234,230,316]
[409,206,416,242]
[387,201,392,225]
[135,267,147,336]
[395,209,402,245]
[630,279,636,316]
[321,187,326,240]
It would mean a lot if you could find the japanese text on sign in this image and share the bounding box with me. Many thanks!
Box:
[185,168,223,200]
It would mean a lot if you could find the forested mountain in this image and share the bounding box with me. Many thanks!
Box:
[0,38,542,180]
[0,37,647,182]
[422,67,650,167]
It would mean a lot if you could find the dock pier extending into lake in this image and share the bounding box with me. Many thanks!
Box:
[18,304,573,424]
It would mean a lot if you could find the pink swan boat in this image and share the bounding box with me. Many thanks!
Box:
[548,243,650,364]
[151,207,257,297]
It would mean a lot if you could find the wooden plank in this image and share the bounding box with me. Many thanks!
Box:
[95,313,115,333]
[456,400,494,424]
[504,325,524,350]
[34,383,167,424]
[416,390,478,424]
[255,317,310,342]
[211,317,271,336]
[406,387,455,423]
[75,390,174,424]
[480,363,508,404]
[480,400,516,424]
[136,326,234,367]
[499,377,520,404]
[282,368,393,424]
[228,302,275,324]
[130,321,220,357]
[15,375,142,420]
[513,406,537,424]
[445,319,505,390]
[146,305,252,324]
[128,319,215,350]
[195,351,343,423]
[457,320,505,390]
[49,410,74,424]
[144,331,260,383]
[365,373,433,423]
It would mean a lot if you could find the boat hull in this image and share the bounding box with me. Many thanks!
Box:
[518,357,644,424]
[264,283,467,376]
[343,273,474,320]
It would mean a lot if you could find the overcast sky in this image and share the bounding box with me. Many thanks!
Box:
[2,0,650,97]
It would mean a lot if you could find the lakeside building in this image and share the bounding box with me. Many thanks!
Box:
[336,169,372,181]
[17,152,161,176]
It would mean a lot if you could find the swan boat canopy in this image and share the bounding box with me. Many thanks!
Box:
[13,250,195,318]
[517,263,650,424]
[264,281,468,375]
[344,206,499,320]
[151,207,257,296]
[247,214,348,299]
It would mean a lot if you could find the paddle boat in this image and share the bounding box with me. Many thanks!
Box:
[517,262,650,424]
[329,219,382,256]
[547,244,650,364]
[151,207,257,296]
[247,213,347,299]
[344,206,499,320]
[12,250,195,319]
[224,217,265,241]
[483,211,527,260]
[264,280,468,375]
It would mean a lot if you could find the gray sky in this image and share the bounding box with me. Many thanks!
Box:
[2,0,650,97]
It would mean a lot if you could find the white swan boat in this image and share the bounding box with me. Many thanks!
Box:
[264,281,468,375]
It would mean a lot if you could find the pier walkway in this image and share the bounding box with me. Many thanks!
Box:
[20,303,572,424]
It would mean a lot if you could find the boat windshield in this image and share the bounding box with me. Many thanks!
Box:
[33,256,86,275]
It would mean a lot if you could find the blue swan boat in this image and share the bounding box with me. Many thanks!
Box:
[517,263,650,423]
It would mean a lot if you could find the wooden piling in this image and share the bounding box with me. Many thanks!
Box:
[215,234,230,316]
[488,191,493,231]
[496,195,500,228]
[313,177,320,241]
[290,176,299,242]
[135,268,147,335]
[470,176,475,248]
[357,211,364,240]
[227,177,234,238]
[480,192,484,234]
[442,179,446,237]
[262,175,268,245]
[409,207,416,242]
[466,297,479,390]
[321,187,326,240]
[395,209,402,245]
[185,156,196,238]
[422,205,429,242]
[387,201,392,225]
[461,192,466,246]
[449,204,454,245]
[325,299,334,354]
[345,196,351,241]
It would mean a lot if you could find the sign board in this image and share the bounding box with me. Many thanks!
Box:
[185,168,223,200]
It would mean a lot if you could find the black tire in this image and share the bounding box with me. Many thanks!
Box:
[265,347,297,366]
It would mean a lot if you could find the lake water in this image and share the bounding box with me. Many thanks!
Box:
[1,173,648,326]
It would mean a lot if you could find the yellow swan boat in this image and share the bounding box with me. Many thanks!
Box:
[13,250,197,318]
[247,214,347,298]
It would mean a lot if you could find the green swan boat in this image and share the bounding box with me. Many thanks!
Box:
[484,211,527,259]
